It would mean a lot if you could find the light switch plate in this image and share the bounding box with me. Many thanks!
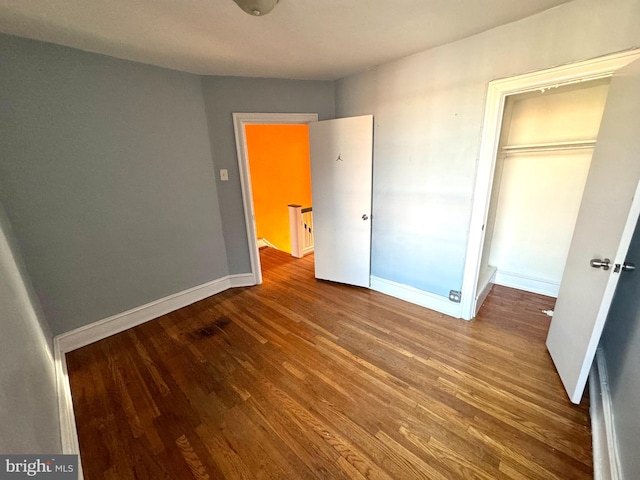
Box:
[220,169,229,181]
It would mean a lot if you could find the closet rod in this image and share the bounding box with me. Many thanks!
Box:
[501,140,596,154]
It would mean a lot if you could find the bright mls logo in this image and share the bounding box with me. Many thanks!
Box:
[0,455,77,479]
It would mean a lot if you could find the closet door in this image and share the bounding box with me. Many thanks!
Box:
[546,59,640,403]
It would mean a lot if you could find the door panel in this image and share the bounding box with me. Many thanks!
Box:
[546,59,640,403]
[309,115,373,287]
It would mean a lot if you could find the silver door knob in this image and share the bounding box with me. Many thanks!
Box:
[622,262,636,272]
[590,258,611,270]
[362,214,369,220]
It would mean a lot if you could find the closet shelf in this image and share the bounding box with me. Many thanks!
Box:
[501,140,596,154]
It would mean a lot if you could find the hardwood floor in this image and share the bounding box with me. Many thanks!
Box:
[67,248,592,479]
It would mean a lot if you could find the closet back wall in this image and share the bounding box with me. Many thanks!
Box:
[488,80,610,295]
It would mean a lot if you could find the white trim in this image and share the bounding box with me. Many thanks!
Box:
[228,273,256,288]
[54,340,84,479]
[590,354,608,480]
[590,349,622,480]
[493,270,559,298]
[54,272,255,473]
[475,267,496,316]
[56,274,254,353]
[257,238,279,250]
[232,113,319,285]
[461,48,640,320]
[370,276,462,319]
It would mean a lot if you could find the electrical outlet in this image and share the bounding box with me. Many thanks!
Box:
[220,169,229,181]
[449,290,461,303]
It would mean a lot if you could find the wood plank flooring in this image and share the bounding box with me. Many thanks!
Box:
[67,247,592,479]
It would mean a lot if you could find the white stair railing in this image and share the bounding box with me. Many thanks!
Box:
[288,204,314,258]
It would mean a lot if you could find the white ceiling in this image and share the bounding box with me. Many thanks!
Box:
[0,0,573,81]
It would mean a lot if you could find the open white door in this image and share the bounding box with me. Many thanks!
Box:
[547,59,640,404]
[309,115,373,287]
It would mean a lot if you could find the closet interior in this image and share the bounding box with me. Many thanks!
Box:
[476,78,611,312]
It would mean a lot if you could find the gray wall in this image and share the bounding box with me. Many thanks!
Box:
[335,0,640,299]
[201,76,335,274]
[0,34,228,334]
[0,201,61,453]
[600,215,640,479]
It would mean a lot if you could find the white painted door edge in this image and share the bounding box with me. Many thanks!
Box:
[460,48,640,320]
[232,112,319,285]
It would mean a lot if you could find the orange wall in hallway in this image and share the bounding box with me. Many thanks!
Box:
[245,124,312,253]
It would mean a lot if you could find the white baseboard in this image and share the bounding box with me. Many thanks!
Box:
[590,348,622,480]
[257,238,279,250]
[475,267,497,316]
[302,246,314,256]
[53,272,256,473]
[56,273,254,352]
[370,276,462,319]
[493,270,559,297]
[54,340,84,479]
[228,273,257,288]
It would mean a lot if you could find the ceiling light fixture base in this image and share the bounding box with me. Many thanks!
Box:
[232,0,279,16]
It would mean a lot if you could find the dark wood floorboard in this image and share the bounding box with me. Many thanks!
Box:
[67,247,592,479]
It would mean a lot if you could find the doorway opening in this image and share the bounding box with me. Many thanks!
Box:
[244,123,313,256]
[233,113,318,285]
[474,78,610,312]
[461,49,640,320]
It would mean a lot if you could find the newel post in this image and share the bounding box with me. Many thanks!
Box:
[288,204,303,258]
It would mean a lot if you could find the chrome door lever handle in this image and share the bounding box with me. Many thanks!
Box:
[590,258,611,270]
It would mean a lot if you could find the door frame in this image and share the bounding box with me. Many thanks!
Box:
[232,112,319,285]
[460,49,640,320]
